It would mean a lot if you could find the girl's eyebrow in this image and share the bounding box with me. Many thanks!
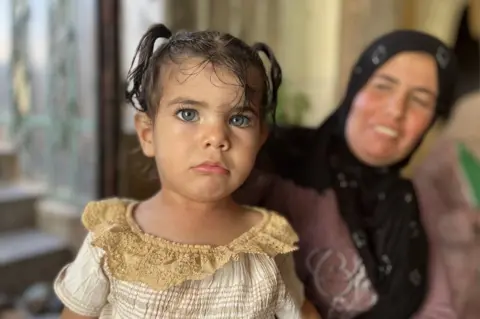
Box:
[167,96,258,116]
[230,105,259,116]
[167,97,208,107]
[167,97,260,116]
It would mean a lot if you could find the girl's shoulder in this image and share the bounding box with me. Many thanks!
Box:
[81,197,136,233]
[235,206,299,256]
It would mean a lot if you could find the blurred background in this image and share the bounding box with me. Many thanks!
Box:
[0,0,478,318]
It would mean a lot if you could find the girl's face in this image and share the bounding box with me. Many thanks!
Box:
[135,58,267,202]
[345,52,439,166]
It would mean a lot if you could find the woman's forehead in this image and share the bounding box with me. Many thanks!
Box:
[376,52,435,71]
[372,52,438,90]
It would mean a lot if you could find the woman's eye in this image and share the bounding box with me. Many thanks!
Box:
[411,96,430,108]
[229,114,251,127]
[374,83,391,91]
[176,109,199,122]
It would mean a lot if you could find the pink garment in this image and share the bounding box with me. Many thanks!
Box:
[235,170,457,318]
[413,136,480,319]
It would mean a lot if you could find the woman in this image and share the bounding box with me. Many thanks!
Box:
[235,30,458,318]
[413,92,480,319]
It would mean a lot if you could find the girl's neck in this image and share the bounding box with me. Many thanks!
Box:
[135,189,252,245]
[156,189,240,216]
[146,189,243,229]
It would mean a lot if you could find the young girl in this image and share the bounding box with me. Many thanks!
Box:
[53,24,319,319]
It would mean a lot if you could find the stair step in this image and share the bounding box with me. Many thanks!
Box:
[0,183,45,233]
[36,199,85,252]
[0,230,67,265]
[0,142,15,156]
[0,230,72,296]
[0,143,17,182]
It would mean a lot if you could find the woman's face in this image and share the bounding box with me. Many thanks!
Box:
[345,52,438,166]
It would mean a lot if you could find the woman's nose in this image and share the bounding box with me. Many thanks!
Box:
[387,93,407,119]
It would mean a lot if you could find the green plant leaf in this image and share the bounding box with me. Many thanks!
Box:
[457,142,480,208]
[274,85,311,125]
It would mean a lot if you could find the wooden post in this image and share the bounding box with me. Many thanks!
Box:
[97,0,121,198]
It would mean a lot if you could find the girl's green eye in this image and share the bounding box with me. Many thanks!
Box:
[229,115,251,127]
[176,109,199,122]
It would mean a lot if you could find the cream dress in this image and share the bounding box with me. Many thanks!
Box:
[54,198,305,318]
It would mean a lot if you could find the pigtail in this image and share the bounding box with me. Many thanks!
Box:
[251,42,283,122]
[125,24,172,112]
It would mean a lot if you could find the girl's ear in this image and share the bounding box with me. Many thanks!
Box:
[134,113,155,158]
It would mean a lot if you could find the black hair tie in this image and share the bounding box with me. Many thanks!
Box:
[150,23,172,40]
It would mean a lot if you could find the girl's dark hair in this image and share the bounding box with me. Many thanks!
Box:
[125,24,282,122]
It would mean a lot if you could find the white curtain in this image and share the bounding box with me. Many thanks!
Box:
[121,0,166,133]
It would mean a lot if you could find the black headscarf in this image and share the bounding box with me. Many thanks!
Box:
[259,30,457,318]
